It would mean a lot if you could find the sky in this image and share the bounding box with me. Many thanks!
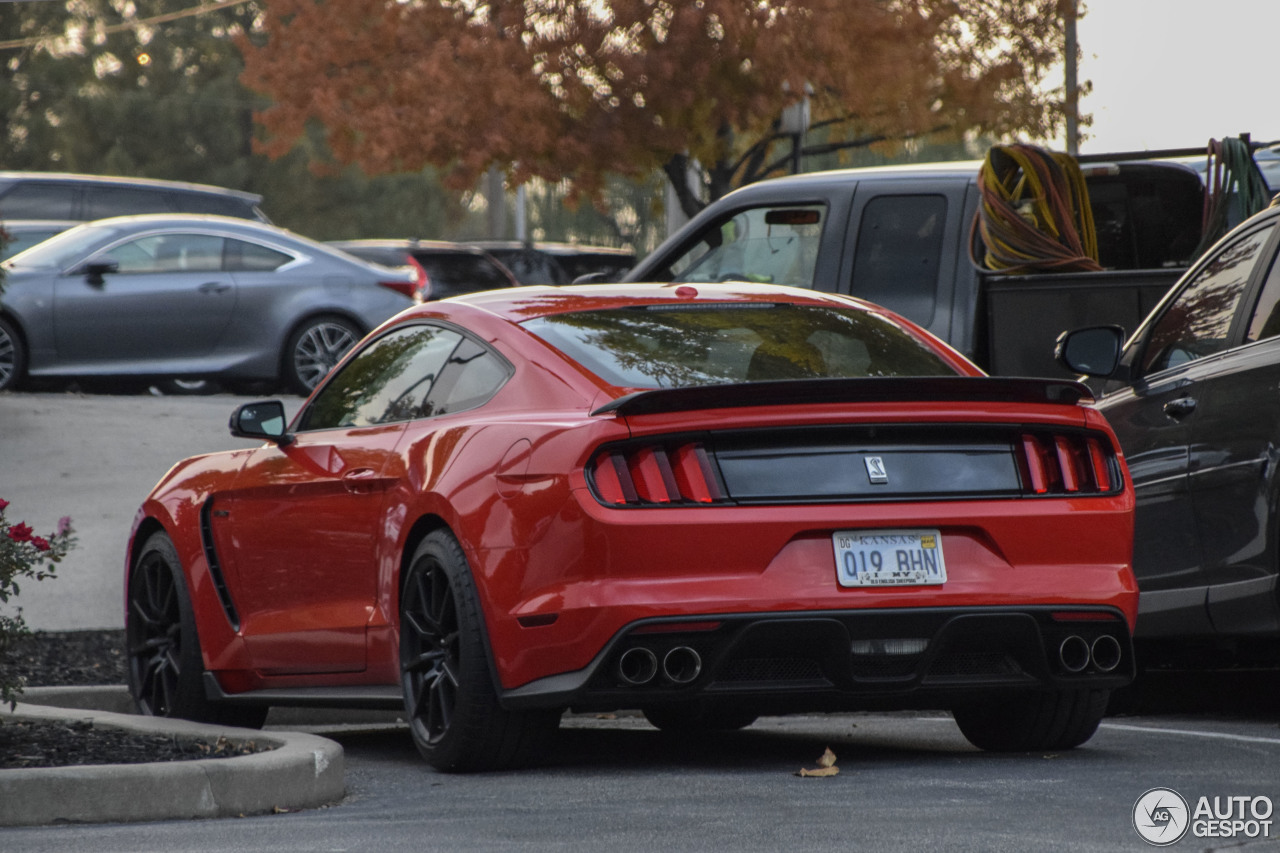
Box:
[1073,1,1280,153]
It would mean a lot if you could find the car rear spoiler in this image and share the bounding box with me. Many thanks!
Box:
[591,376,1093,417]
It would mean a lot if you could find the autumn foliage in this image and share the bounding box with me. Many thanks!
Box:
[238,0,1074,214]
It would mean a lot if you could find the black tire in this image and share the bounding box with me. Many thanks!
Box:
[642,700,759,734]
[283,315,362,396]
[153,378,221,396]
[400,530,561,772]
[0,316,27,392]
[952,688,1109,752]
[126,531,267,728]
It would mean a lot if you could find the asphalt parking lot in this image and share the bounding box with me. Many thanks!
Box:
[0,390,295,631]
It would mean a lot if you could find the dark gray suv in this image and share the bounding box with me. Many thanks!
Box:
[0,172,268,223]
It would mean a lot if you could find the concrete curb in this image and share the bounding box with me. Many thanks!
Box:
[0,687,346,826]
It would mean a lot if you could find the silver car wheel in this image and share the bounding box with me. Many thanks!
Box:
[288,317,360,394]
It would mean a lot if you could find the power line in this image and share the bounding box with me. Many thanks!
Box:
[0,0,255,52]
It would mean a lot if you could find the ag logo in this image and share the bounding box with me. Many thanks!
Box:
[1134,787,1190,846]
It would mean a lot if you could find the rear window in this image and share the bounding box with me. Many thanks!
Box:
[522,302,956,389]
[414,252,513,298]
[668,205,825,287]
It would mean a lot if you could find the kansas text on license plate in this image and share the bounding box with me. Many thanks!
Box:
[833,529,947,587]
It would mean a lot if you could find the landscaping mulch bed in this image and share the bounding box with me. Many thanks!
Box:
[0,629,269,769]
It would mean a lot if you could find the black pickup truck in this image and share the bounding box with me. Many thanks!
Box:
[624,146,1272,378]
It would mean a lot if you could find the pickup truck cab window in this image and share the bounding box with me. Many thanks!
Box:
[850,194,947,326]
[669,205,825,287]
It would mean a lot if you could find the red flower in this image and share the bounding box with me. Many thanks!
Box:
[0,499,8,512]
[7,523,33,543]
[31,536,50,552]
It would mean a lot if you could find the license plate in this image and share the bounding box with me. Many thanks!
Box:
[833,529,947,587]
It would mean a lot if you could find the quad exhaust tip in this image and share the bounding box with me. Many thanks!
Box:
[1090,634,1122,673]
[662,646,702,684]
[616,645,703,686]
[617,647,658,685]
[1058,634,1123,674]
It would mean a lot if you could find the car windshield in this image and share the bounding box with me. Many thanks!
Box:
[3,223,123,270]
[522,302,957,389]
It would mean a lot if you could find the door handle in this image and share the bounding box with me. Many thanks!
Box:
[1163,396,1197,418]
[341,467,378,493]
[198,281,232,294]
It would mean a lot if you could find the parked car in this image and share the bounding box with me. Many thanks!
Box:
[1057,201,1280,659]
[125,281,1137,772]
[0,219,75,260]
[0,214,415,395]
[328,239,518,299]
[0,171,268,222]
[467,240,636,284]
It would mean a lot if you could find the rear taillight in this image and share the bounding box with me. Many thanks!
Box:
[408,257,430,302]
[1018,432,1118,495]
[590,442,726,506]
[377,258,430,302]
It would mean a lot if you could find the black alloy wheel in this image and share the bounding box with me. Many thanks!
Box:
[400,530,560,771]
[126,531,266,727]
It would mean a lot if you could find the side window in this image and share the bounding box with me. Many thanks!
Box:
[667,206,825,287]
[85,187,172,218]
[0,183,77,218]
[109,233,224,273]
[226,239,292,272]
[850,195,947,326]
[298,325,463,431]
[1141,223,1277,374]
[1245,252,1280,343]
[428,338,513,415]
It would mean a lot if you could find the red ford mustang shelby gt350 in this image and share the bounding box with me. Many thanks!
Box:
[126,282,1137,771]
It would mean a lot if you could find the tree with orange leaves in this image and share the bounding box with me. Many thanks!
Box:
[239,0,1079,218]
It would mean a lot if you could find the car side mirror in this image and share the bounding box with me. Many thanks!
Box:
[82,257,119,287]
[230,400,294,446]
[1055,326,1124,377]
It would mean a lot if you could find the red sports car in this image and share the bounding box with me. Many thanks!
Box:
[126,282,1137,771]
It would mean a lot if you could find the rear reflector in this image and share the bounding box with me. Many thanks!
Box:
[1050,611,1122,622]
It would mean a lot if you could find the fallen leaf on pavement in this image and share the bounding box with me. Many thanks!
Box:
[795,747,840,777]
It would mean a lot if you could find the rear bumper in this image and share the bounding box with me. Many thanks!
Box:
[501,605,1135,711]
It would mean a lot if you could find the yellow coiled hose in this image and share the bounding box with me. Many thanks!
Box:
[972,143,1101,274]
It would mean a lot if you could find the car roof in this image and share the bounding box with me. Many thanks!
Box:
[1,219,78,231]
[417,280,882,323]
[0,171,263,202]
[329,239,491,254]
[727,160,984,192]
[65,213,303,241]
[469,241,635,256]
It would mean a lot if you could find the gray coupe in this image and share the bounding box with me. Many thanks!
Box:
[0,214,417,395]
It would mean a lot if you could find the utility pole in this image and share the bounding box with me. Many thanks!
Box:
[1064,0,1079,155]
